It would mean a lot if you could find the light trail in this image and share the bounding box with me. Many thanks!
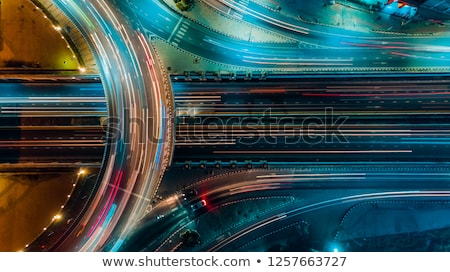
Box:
[23,0,174,252]
[208,190,450,251]
[213,150,413,154]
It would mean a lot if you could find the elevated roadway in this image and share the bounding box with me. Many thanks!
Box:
[12,0,450,252]
[21,0,174,252]
[114,0,450,72]
[120,168,450,251]
[4,73,450,167]
[173,74,450,164]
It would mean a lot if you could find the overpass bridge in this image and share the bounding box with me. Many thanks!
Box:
[2,73,450,169]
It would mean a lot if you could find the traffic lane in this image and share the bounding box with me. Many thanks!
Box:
[23,0,173,253]
[181,172,450,209]
[0,124,105,163]
[218,0,450,59]
[176,106,450,122]
[112,0,179,40]
[169,29,450,69]
[175,100,450,113]
[6,74,450,111]
[195,178,450,251]
[121,0,299,53]
[61,0,174,253]
[210,190,450,252]
[130,0,448,64]
[173,78,450,108]
[169,171,450,219]
[176,113,450,143]
[173,129,450,162]
[5,77,450,119]
[177,77,450,162]
[149,172,450,251]
[175,105,450,162]
[236,49,450,69]
[0,125,105,163]
[109,0,450,73]
[119,208,189,252]
[106,192,185,251]
[0,148,103,163]
[171,74,450,91]
[240,0,450,49]
[23,167,102,252]
[0,103,106,118]
[123,0,427,69]
[0,126,105,140]
[0,82,104,98]
[213,195,447,252]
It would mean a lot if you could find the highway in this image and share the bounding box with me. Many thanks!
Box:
[173,75,450,164]
[208,191,450,252]
[0,80,106,164]
[5,74,450,166]
[8,0,450,253]
[6,71,449,252]
[111,0,450,71]
[6,74,450,165]
[119,168,450,251]
[22,0,174,252]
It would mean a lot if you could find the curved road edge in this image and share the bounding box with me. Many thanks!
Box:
[26,0,174,252]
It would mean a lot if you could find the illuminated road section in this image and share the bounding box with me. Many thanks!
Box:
[26,0,174,251]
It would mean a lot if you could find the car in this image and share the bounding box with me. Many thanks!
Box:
[190,200,207,211]
[182,189,198,201]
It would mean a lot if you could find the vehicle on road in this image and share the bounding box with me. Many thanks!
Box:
[190,200,207,211]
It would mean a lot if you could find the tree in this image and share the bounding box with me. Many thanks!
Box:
[180,229,201,247]
[173,0,194,11]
